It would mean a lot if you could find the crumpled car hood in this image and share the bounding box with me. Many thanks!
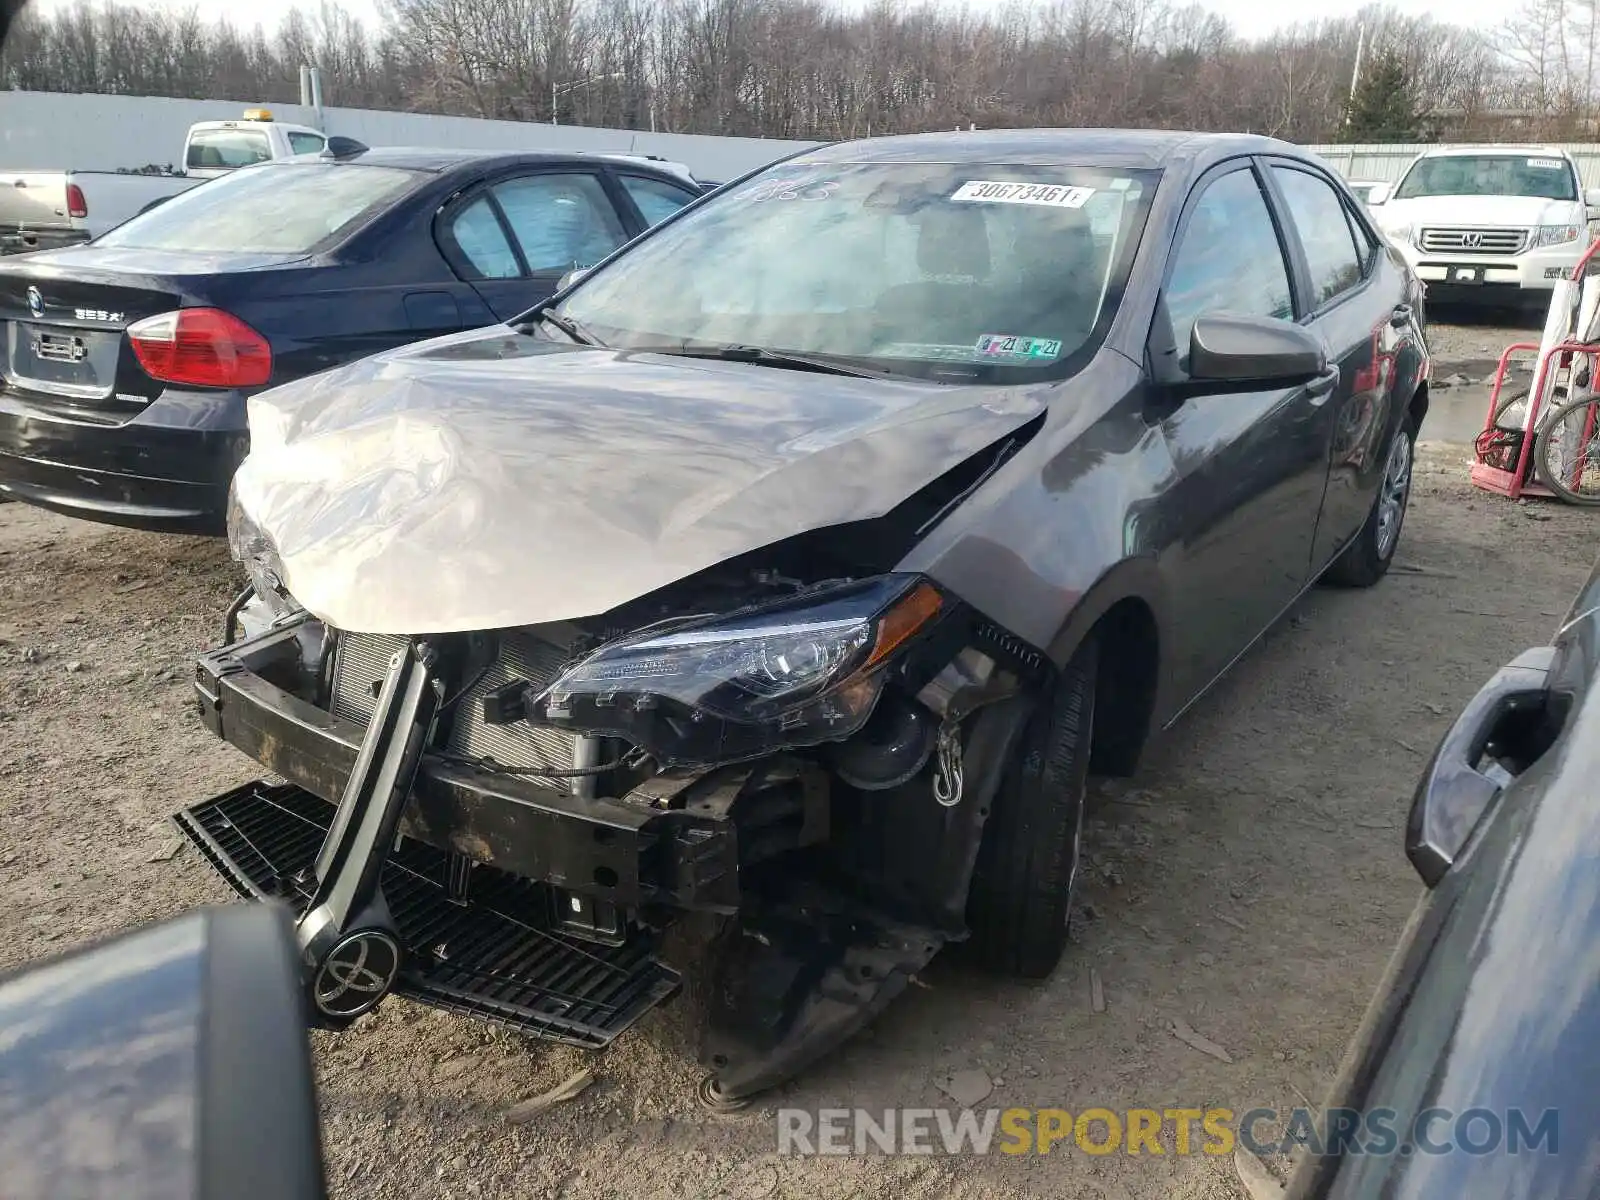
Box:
[235,327,1048,634]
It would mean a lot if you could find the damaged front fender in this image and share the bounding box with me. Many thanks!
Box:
[699,692,1035,1100]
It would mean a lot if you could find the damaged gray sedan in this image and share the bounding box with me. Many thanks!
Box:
[175,130,1429,1107]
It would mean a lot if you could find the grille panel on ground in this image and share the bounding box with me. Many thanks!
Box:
[173,781,681,1048]
[1418,227,1527,256]
[330,630,579,788]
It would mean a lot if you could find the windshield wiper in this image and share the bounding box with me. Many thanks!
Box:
[635,343,886,378]
[520,304,604,347]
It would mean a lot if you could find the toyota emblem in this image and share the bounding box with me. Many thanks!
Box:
[1461,231,1484,249]
[25,286,43,319]
[312,929,401,1019]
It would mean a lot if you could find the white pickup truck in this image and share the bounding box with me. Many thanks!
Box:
[1368,145,1600,306]
[0,109,348,255]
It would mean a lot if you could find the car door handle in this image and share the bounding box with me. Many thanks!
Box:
[1405,646,1556,888]
[1306,366,1340,403]
[1390,304,1413,328]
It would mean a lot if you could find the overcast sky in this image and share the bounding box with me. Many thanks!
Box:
[27,0,1508,40]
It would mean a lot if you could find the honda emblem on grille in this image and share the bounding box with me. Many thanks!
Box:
[312,929,401,1018]
[25,286,43,319]
[1462,231,1484,249]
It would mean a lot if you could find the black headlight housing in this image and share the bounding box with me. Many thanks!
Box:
[526,574,948,767]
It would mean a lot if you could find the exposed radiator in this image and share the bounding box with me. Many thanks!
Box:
[329,630,579,791]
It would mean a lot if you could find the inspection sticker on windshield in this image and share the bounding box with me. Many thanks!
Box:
[951,181,1094,208]
[1528,157,1564,170]
[976,334,1062,359]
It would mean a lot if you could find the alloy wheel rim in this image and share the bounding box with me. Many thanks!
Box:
[1376,430,1412,561]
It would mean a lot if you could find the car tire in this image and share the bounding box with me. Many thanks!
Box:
[1323,412,1416,589]
[965,637,1096,979]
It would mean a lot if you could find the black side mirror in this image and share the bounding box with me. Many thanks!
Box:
[322,136,368,159]
[0,904,326,1199]
[1188,313,1327,386]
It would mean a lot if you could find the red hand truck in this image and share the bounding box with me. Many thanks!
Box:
[1472,238,1600,505]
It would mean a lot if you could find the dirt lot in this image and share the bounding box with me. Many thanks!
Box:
[0,353,1595,1197]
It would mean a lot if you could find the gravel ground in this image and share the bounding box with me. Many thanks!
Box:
[1422,302,1540,366]
[0,358,1594,1197]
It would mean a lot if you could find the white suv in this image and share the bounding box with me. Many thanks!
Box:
[1369,146,1600,304]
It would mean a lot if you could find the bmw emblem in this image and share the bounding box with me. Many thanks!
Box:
[25,286,43,319]
[311,929,401,1019]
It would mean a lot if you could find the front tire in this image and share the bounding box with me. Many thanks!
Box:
[966,639,1096,979]
[1324,413,1415,588]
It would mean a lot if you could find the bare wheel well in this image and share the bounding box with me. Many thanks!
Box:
[1086,598,1159,777]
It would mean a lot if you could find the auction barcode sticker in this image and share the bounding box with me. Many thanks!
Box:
[951,181,1095,208]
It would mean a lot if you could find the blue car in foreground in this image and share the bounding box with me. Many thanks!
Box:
[0,147,704,533]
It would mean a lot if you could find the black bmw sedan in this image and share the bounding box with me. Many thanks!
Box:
[0,148,705,533]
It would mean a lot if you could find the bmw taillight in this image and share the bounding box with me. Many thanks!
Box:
[65,183,87,219]
[127,308,273,389]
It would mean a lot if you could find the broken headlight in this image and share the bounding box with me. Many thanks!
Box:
[528,575,945,766]
[225,483,297,620]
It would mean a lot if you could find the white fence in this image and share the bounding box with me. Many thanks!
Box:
[1307,141,1600,184]
[0,90,821,181]
[10,94,1598,189]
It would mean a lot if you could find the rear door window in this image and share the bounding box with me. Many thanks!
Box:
[490,173,628,274]
[448,196,521,279]
[1165,166,1295,355]
[185,128,272,171]
[1271,166,1366,308]
[95,163,422,254]
[619,174,700,226]
[287,131,326,156]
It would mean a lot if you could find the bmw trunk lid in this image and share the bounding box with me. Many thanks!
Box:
[0,247,306,417]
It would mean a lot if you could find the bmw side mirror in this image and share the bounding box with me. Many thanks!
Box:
[0,904,327,1199]
[1188,313,1327,387]
[1366,182,1391,205]
[557,267,590,292]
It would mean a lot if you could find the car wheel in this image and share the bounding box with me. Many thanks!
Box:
[1323,413,1416,588]
[965,637,1096,979]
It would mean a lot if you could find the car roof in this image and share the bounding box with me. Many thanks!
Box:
[794,128,1303,171]
[1416,144,1569,158]
[269,146,695,176]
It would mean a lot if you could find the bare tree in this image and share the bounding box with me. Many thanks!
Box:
[0,0,1574,143]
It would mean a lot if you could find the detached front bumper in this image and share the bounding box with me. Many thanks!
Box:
[181,618,1003,1102]
[191,622,793,915]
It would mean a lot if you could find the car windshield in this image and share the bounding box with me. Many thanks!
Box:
[557,161,1158,381]
[1394,154,1577,201]
[95,163,423,255]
